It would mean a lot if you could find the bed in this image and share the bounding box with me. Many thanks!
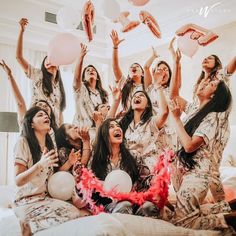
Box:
[0,207,226,236]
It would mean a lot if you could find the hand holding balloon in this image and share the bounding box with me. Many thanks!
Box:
[103,170,132,193]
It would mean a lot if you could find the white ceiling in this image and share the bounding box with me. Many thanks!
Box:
[0,0,236,58]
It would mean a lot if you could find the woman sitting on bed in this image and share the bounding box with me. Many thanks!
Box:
[169,50,236,230]
[13,107,80,235]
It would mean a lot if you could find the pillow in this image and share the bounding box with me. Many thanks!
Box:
[0,185,16,208]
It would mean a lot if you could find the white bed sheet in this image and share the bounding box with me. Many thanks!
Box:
[0,208,228,236]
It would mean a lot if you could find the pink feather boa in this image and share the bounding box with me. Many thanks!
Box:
[77,149,174,214]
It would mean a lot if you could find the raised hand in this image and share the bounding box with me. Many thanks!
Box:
[19,18,28,32]
[38,149,58,169]
[78,127,90,142]
[109,79,122,101]
[80,43,88,58]
[168,99,181,118]
[168,37,176,59]
[110,29,125,48]
[68,148,81,166]
[151,46,159,58]
[92,111,104,125]
[0,60,12,76]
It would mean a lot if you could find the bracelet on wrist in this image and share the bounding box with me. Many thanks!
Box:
[113,47,118,49]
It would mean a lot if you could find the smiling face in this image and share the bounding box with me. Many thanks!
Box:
[131,91,148,111]
[153,62,170,86]
[196,79,219,99]
[109,121,123,145]
[128,63,143,79]
[31,110,50,133]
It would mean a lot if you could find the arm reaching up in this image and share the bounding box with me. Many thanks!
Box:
[110,30,125,83]
[0,60,26,121]
[16,18,29,74]
[168,44,187,112]
[73,43,88,91]
[144,46,159,89]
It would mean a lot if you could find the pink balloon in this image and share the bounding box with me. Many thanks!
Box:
[128,0,149,6]
[47,33,81,66]
[177,31,199,58]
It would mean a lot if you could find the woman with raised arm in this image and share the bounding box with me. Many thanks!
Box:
[144,46,172,114]
[168,49,236,230]
[119,87,168,191]
[13,107,80,235]
[16,18,66,126]
[0,60,58,132]
[110,30,144,110]
[73,43,108,127]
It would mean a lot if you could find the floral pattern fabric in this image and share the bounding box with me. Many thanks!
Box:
[13,137,80,233]
[73,83,103,128]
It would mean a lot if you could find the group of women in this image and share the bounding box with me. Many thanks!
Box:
[0,17,236,235]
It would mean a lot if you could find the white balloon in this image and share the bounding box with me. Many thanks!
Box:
[48,171,75,201]
[102,0,121,21]
[56,6,80,30]
[47,33,81,66]
[104,170,132,193]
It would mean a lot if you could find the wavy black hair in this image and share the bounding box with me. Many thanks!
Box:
[41,56,66,111]
[121,63,145,110]
[33,99,58,131]
[119,90,153,134]
[194,55,222,94]
[82,65,108,104]
[91,118,139,183]
[177,81,232,170]
[155,61,172,88]
[22,106,54,165]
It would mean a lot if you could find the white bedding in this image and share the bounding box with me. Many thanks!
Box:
[0,208,224,236]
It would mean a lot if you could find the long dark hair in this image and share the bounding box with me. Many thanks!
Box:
[55,123,83,151]
[119,91,153,134]
[82,65,108,104]
[22,107,54,165]
[33,99,58,131]
[194,55,222,94]
[155,61,172,88]
[122,63,145,110]
[178,81,232,170]
[91,119,139,183]
[41,56,66,111]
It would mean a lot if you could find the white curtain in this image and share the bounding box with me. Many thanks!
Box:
[0,43,46,185]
